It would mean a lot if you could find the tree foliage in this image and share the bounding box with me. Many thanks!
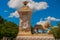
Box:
[0,16,19,39]
[51,23,60,39]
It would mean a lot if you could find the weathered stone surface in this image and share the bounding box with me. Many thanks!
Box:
[16,36,55,40]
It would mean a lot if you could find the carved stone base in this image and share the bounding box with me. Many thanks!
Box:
[17,31,31,36]
[16,34,55,40]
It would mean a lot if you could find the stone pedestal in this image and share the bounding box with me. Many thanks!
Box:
[16,36,55,40]
[16,34,55,40]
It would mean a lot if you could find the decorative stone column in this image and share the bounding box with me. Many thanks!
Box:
[17,1,32,36]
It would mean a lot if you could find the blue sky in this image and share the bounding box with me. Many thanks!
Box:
[0,0,60,26]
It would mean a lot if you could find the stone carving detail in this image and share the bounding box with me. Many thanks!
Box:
[17,36,55,40]
[34,21,51,34]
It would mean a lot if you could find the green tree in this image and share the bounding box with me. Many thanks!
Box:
[51,23,60,39]
[0,16,19,40]
[51,27,58,39]
[0,16,6,24]
[0,16,6,39]
[4,21,19,39]
[57,23,60,38]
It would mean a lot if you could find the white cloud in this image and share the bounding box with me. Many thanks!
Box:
[8,11,19,18]
[8,0,24,8]
[37,21,46,25]
[36,16,60,25]
[45,16,60,21]
[8,0,48,10]
[36,18,49,25]
[27,1,48,10]
[8,0,48,18]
